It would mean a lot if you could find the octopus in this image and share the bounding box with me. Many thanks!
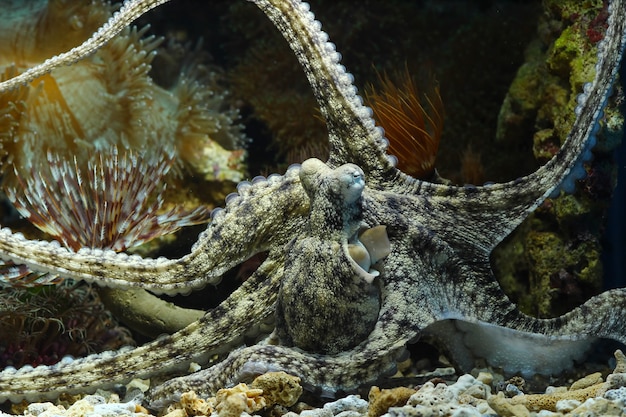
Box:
[0,0,624,413]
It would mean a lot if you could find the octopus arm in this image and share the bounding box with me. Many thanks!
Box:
[0,0,171,93]
[150,208,626,404]
[367,206,626,378]
[414,233,626,376]
[0,170,307,295]
[148,223,456,405]
[400,0,626,252]
[0,252,283,405]
[426,289,626,377]
[248,0,395,181]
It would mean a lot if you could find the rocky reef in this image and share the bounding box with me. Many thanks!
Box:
[492,0,624,318]
[4,351,626,416]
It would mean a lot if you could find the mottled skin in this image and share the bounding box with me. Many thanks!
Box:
[277,159,383,354]
[0,0,624,411]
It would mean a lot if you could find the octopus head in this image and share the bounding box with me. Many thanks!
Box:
[300,158,365,204]
[333,163,365,204]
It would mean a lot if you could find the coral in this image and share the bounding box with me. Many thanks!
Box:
[497,0,607,155]
[10,393,149,417]
[381,374,493,417]
[487,394,532,417]
[505,381,605,412]
[523,228,601,316]
[288,395,368,417]
[249,371,303,408]
[491,0,623,318]
[214,383,265,417]
[177,391,213,416]
[570,372,604,390]
[162,372,302,417]
[565,397,625,416]
[367,386,416,417]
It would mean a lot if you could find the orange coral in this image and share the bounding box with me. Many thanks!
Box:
[366,67,444,179]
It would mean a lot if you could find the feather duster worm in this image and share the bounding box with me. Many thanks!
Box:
[365,67,444,179]
[0,144,209,338]
[1,144,211,287]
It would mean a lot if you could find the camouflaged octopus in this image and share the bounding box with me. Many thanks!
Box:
[0,0,625,411]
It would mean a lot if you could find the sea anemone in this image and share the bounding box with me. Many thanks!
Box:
[365,67,444,179]
[0,0,247,187]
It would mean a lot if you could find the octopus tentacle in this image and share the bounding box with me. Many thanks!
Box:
[148,208,457,407]
[148,291,413,409]
[147,243,441,408]
[0,252,283,404]
[408,224,626,376]
[366,190,626,377]
[427,289,626,377]
[0,167,306,294]
[0,0,169,93]
[248,0,394,182]
[393,0,626,252]
[147,338,403,410]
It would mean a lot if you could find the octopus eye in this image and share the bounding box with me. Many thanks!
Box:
[351,170,364,187]
[337,164,365,203]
